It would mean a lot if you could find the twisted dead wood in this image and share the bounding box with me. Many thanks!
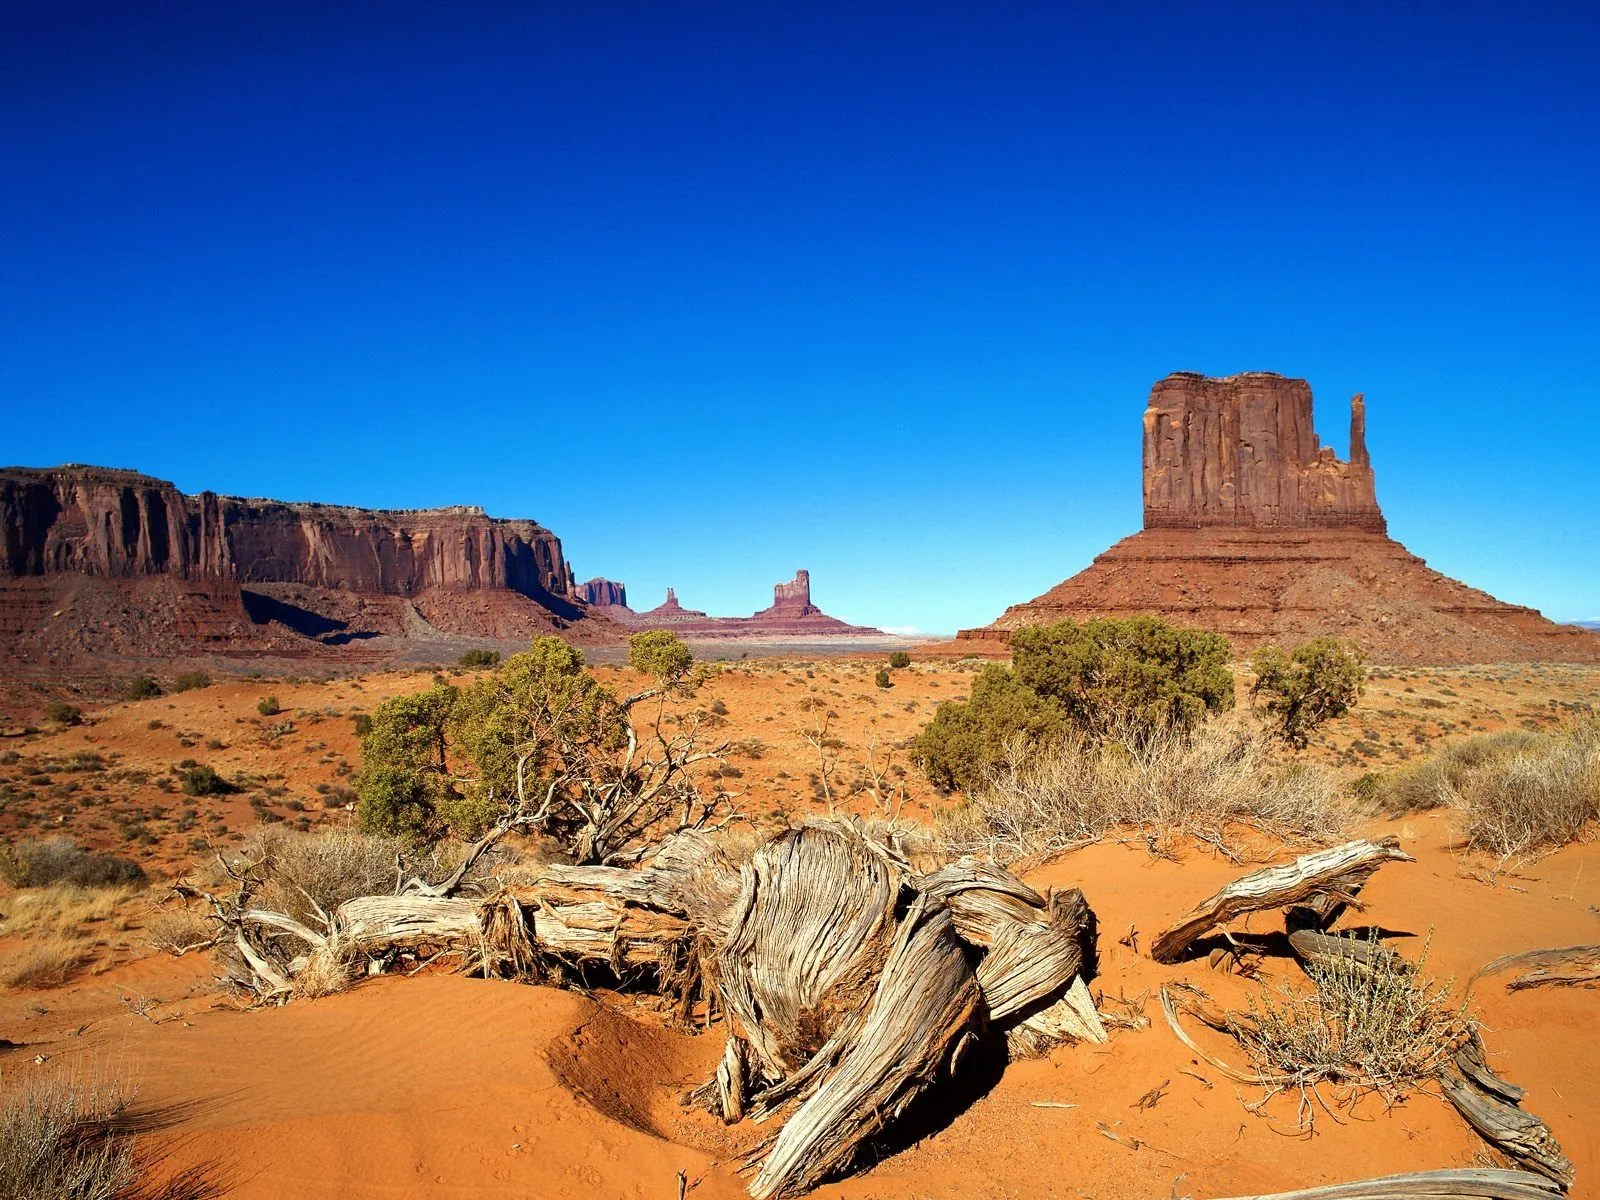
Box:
[1472,945,1600,990]
[1150,838,1413,963]
[1203,1166,1563,1199]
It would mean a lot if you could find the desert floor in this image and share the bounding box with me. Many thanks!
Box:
[2,656,1598,1199]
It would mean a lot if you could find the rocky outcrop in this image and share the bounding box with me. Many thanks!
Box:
[0,464,614,670]
[1,465,575,602]
[577,577,629,609]
[1143,373,1385,532]
[954,374,1600,664]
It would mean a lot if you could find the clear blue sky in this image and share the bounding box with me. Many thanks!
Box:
[4,1,1596,633]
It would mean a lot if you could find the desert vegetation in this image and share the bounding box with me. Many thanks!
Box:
[1371,717,1599,859]
[0,1074,220,1200]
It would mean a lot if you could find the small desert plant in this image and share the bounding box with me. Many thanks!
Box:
[1,938,94,989]
[874,668,892,689]
[0,1073,221,1200]
[124,675,162,701]
[256,695,282,717]
[1250,638,1365,749]
[349,713,372,737]
[458,649,501,669]
[939,716,1350,861]
[888,650,911,669]
[147,907,216,956]
[43,700,83,727]
[169,671,213,693]
[1227,933,1471,1124]
[178,764,233,797]
[0,838,146,889]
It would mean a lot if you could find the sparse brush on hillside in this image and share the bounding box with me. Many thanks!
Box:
[1458,719,1600,860]
[1370,718,1598,859]
[938,716,1350,862]
[0,838,145,889]
[0,1074,221,1200]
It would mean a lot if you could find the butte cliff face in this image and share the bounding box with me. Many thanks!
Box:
[0,465,617,669]
[576,577,629,609]
[1143,373,1384,532]
[956,373,1600,664]
[1,465,574,599]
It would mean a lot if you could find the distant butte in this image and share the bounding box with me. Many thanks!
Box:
[605,570,883,639]
[956,372,1600,664]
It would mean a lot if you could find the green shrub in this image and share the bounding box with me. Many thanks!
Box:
[354,683,461,838]
[350,713,372,737]
[458,649,501,669]
[1250,638,1365,749]
[170,671,213,693]
[43,701,82,727]
[874,668,892,689]
[179,764,233,796]
[257,695,282,717]
[912,616,1233,793]
[912,664,1066,793]
[888,650,912,669]
[124,675,162,701]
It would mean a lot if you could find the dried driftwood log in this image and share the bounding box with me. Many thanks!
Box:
[1203,1166,1564,1199]
[1150,838,1413,963]
[1473,945,1600,990]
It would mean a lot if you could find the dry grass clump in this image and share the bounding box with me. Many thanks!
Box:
[1459,719,1600,860]
[1,937,94,989]
[1374,730,1537,815]
[145,907,215,957]
[0,1074,220,1200]
[0,883,143,989]
[237,826,413,928]
[1371,718,1599,859]
[939,717,1351,862]
[1229,933,1471,1121]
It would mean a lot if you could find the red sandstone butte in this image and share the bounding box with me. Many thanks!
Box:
[0,465,619,668]
[954,372,1600,664]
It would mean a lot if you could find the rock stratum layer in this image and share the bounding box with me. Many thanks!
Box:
[0,465,619,671]
[957,373,1600,664]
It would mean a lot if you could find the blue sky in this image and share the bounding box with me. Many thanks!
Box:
[3,1,1596,633]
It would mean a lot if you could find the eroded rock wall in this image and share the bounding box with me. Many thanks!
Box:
[1142,372,1385,532]
[0,466,574,601]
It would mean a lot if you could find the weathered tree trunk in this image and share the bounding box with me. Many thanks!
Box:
[1150,839,1412,963]
[1473,945,1600,990]
[1203,1167,1563,1199]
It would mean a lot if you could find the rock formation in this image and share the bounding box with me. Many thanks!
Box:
[1142,373,1384,532]
[616,571,883,639]
[0,464,620,670]
[955,373,1600,664]
[1,465,575,601]
[576,577,629,609]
